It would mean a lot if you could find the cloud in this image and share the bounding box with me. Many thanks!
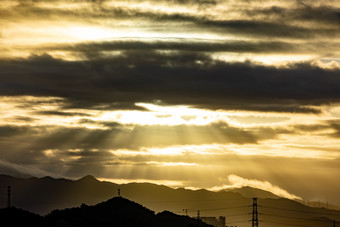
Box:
[0,121,260,156]
[46,39,300,54]
[1,0,340,207]
[2,1,339,28]
[293,120,340,138]
[328,120,340,138]
[247,5,340,26]
[211,174,302,200]
[35,110,92,117]
[0,125,32,137]
[2,0,340,41]
[0,53,339,113]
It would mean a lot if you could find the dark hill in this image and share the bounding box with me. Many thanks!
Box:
[156,210,206,227]
[0,207,43,226]
[0,197,211,227]
[45,197,211,227]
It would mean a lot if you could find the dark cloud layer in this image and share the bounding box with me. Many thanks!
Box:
[0,53,339,112]
[294,120,340,138]
[35,110,91,117]
[329,120,340,138]
[48,40,298,54]
[246,5,340,25]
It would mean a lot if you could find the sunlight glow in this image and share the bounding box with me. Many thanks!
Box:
[65,26,117,41]
[1,96,339,162]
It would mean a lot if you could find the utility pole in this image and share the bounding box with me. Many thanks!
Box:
[252,198,259,227]
[183,209,188,215]
[118,188,121,197]
[197,210,200,220]
[7,186,11,208]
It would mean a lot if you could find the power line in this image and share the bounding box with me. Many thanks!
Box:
[262,220,312,227]
[262,213,337,223]
[141,198,251,204]
[261,205,340,217]
[223,213,249,217]
[200,205,250,211]
[227,220,250,224]
[173,205,249,214]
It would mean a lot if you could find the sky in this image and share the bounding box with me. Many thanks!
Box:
[1,0,340,206]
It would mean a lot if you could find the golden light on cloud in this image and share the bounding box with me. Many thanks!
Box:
[212,52,319,66]
[99,102,220,126]
[228,142,340,160]
[210,175,302,200]
[4,0,337,63]
[105,0,198,15]
[1,96,339,161]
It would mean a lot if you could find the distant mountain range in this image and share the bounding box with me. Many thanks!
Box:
[0,174,339,227]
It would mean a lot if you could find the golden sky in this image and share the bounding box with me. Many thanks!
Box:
[1,0,340,206]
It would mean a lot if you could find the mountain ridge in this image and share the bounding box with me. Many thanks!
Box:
[0,174,339,227]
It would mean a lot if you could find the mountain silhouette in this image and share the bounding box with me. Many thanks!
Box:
[45,197,211,227]
[1,174,339,227]
[0,197,211,227]
[0,207,43,226]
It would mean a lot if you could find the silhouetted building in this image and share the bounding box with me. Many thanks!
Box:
[201,216,225,227]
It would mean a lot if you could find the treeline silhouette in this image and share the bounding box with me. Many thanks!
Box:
[0,197,212,227]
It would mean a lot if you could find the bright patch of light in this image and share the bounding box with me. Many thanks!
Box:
[100,103,225,126]
[147,161,197,166]
[228,140,340,160]
[212,53,317,65]
[110,145,221,157]
[65,26,118,41]
[43,149,58,158]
